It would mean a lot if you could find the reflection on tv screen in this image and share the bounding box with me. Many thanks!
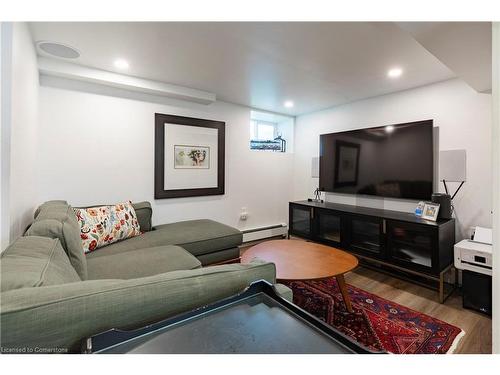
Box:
[319,120,433,200]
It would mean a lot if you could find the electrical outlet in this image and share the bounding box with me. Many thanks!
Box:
[240,207,248,221]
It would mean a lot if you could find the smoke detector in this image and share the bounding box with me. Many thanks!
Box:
[36,41,80,59]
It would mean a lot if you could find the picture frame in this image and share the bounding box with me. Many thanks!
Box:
[334,140,360,188]
[415,201,425,217]
[421,202,440,221]
[154,113,225,199]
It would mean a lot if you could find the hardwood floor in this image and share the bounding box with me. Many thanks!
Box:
[240,238,492,354]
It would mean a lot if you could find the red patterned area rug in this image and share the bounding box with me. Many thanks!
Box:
[283,278,465,354]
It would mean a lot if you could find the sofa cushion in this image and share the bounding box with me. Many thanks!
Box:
[26,202,88,280]
[154,220,243,256]
[197,247,240,266]
[33,200,68,219]
[1,236,81,292]
[74,201,141,253]
[86,245,201,280]
[86,219,243,259]
[132,201,153,232]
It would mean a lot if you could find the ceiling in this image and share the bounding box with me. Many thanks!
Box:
[29,22,490,116]
[397,22,492,93]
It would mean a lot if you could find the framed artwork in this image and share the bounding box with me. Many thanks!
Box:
[422,202,440,221]
[174,145,210,169]
[154,113,225,199]
[334,140,360,188]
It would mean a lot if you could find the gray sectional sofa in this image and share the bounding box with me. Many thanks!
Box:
[0,200,291,353]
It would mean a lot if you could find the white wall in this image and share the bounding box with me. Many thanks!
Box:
[0,23,13,250]
[37,78,294,230]
[9,23,39,241]
[0,23,39,247]
[293,79,492,239]
[491,21,499,355]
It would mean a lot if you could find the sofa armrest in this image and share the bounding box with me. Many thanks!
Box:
[0,261,275,353]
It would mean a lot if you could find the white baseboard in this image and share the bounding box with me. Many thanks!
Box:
[242,223,288,243]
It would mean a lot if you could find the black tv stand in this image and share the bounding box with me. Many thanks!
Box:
[289,200,456,303]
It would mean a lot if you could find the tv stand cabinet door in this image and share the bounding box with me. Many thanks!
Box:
[289,203,314,239]
[315,208,344,247]
[386,220,439,275]
[345,215,386,260]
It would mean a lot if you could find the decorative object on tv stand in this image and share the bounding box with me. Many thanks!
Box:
[154,113,225,199]
[414,201,425,217]
[421,202,440,221]
[431,193,452,219]
[438,149,466,218]
[308,156,324,203]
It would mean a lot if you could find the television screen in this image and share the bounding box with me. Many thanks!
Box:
[319,120,434,200]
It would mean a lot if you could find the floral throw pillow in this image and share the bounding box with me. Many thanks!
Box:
[109,202,142,243]
[74,201,141,253]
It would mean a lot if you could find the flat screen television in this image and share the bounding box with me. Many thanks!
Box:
[319,120,434,200]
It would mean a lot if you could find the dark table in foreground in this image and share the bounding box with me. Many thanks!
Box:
[84,281,382,354]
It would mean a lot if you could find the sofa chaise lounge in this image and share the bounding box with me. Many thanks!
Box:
[0,200,291,353]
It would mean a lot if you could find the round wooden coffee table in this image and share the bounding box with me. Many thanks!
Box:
[241,240,359,313]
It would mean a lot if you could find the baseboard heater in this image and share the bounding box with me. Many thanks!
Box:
[242,224,288,243]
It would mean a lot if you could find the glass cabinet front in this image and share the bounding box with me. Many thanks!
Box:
[348,217,383,257]
[388,222,434,269]
[290,205,312,237]
[316,211,341,245]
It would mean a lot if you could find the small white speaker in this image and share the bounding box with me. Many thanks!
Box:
[440,149,466,182]
[311,156,320,178]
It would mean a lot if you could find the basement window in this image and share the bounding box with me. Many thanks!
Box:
[249,111,293,153]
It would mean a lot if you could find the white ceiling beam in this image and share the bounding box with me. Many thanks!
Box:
[397,22,492,93]
[38,57,216,104]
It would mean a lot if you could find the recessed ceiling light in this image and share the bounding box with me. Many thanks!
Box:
[385,125,395,133]
[387,68,403,78]
[36,41,80,59]
[114,59,129,70]
[284,100,294,108]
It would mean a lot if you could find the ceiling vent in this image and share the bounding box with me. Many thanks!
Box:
[36,41,80,59]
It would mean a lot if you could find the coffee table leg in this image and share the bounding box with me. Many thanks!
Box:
[336,274,353,313]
